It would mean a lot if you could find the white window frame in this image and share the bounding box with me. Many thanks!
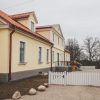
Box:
[38,47,42,64]
[19,40,27,64]
[46,49,49,64]
[29,19,35,32]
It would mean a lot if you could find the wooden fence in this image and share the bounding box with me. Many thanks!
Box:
[48,71,100,86]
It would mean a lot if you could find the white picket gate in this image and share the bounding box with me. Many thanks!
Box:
[48,71,100,86]
[48,71,67,85]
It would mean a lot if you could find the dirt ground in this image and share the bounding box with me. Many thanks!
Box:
[0,75,47,100]
[6,85,100,100]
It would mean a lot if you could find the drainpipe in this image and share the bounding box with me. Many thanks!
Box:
[8,29,15,81]
[64,50,65,66]
[50,46,53,71]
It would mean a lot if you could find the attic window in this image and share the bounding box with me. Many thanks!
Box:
[31,21,34,32]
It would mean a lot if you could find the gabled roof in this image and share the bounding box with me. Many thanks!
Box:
[0,10,52,45]
[52,24,64,37]
[11,11,38,23]
[36,24,64,38]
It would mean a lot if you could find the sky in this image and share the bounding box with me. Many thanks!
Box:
[0,0,100,45]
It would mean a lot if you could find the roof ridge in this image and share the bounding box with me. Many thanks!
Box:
[0,10,52,44]
[10,11,34,16]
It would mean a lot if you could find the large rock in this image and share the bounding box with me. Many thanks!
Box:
[29,88,37,95]
[44,83,49,88]
[12,91,21,100]
[37,85,46,91]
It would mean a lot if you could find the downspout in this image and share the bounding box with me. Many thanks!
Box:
[64,50,65,66]
[8,29,15,81]
[50,45,53,71]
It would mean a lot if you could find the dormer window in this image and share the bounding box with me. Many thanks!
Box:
[31,21,34,32]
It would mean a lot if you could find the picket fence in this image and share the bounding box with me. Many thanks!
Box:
[48,71,100,86]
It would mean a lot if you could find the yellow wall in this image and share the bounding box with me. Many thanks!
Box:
[0,28,52,73]
[0,29,9,73]
[37,30,50,40]
[29,13,37,24]
[18,18,29,28]
[37,27,70,66]
[37,29,65,51]
[18,13,37,30]
[11,30,51,72]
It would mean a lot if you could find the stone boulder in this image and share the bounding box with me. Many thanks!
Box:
[44,83,49,88]
[12,91,21,100]
[29,88,37,95]
[37,85,46,91]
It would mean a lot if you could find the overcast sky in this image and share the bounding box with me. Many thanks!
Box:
[0,0,100,44]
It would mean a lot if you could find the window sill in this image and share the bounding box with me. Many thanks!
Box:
[18,62,27,65]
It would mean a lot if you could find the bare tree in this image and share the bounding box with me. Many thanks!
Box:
[83,37,99,61]
[66,38,81,61]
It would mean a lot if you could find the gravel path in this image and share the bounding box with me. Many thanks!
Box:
[6,85,100,100]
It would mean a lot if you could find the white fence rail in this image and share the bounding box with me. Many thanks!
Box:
[80,66,96,69]
[49,71,67,85]
[48,71,100,86]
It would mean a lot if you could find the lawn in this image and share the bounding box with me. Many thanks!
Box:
[0,75,48,99]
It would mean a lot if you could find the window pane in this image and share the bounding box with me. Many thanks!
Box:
[47,49,49,63]
[20,42,25,63]
[52,51,54,63]
[31,21,34,32]
[39,47,42,63]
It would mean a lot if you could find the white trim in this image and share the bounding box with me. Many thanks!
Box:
[18,39,27,63]
[29,19,36,32]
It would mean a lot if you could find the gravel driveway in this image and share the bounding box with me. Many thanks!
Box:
[6,85,100,100]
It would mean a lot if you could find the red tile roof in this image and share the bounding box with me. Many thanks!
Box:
[0,10,52,45]
[11,14,29,19]
[11,11,38,23]
[36,25,52,29]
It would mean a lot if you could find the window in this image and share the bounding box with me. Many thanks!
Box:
[38,47,42,64]
[20,41,25,63]
[52,51,54,63]
[53,33,54,42]
[31,21,34,32]
[58,37,59,44]
[46,49,49,63]
[62,39,64,46]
